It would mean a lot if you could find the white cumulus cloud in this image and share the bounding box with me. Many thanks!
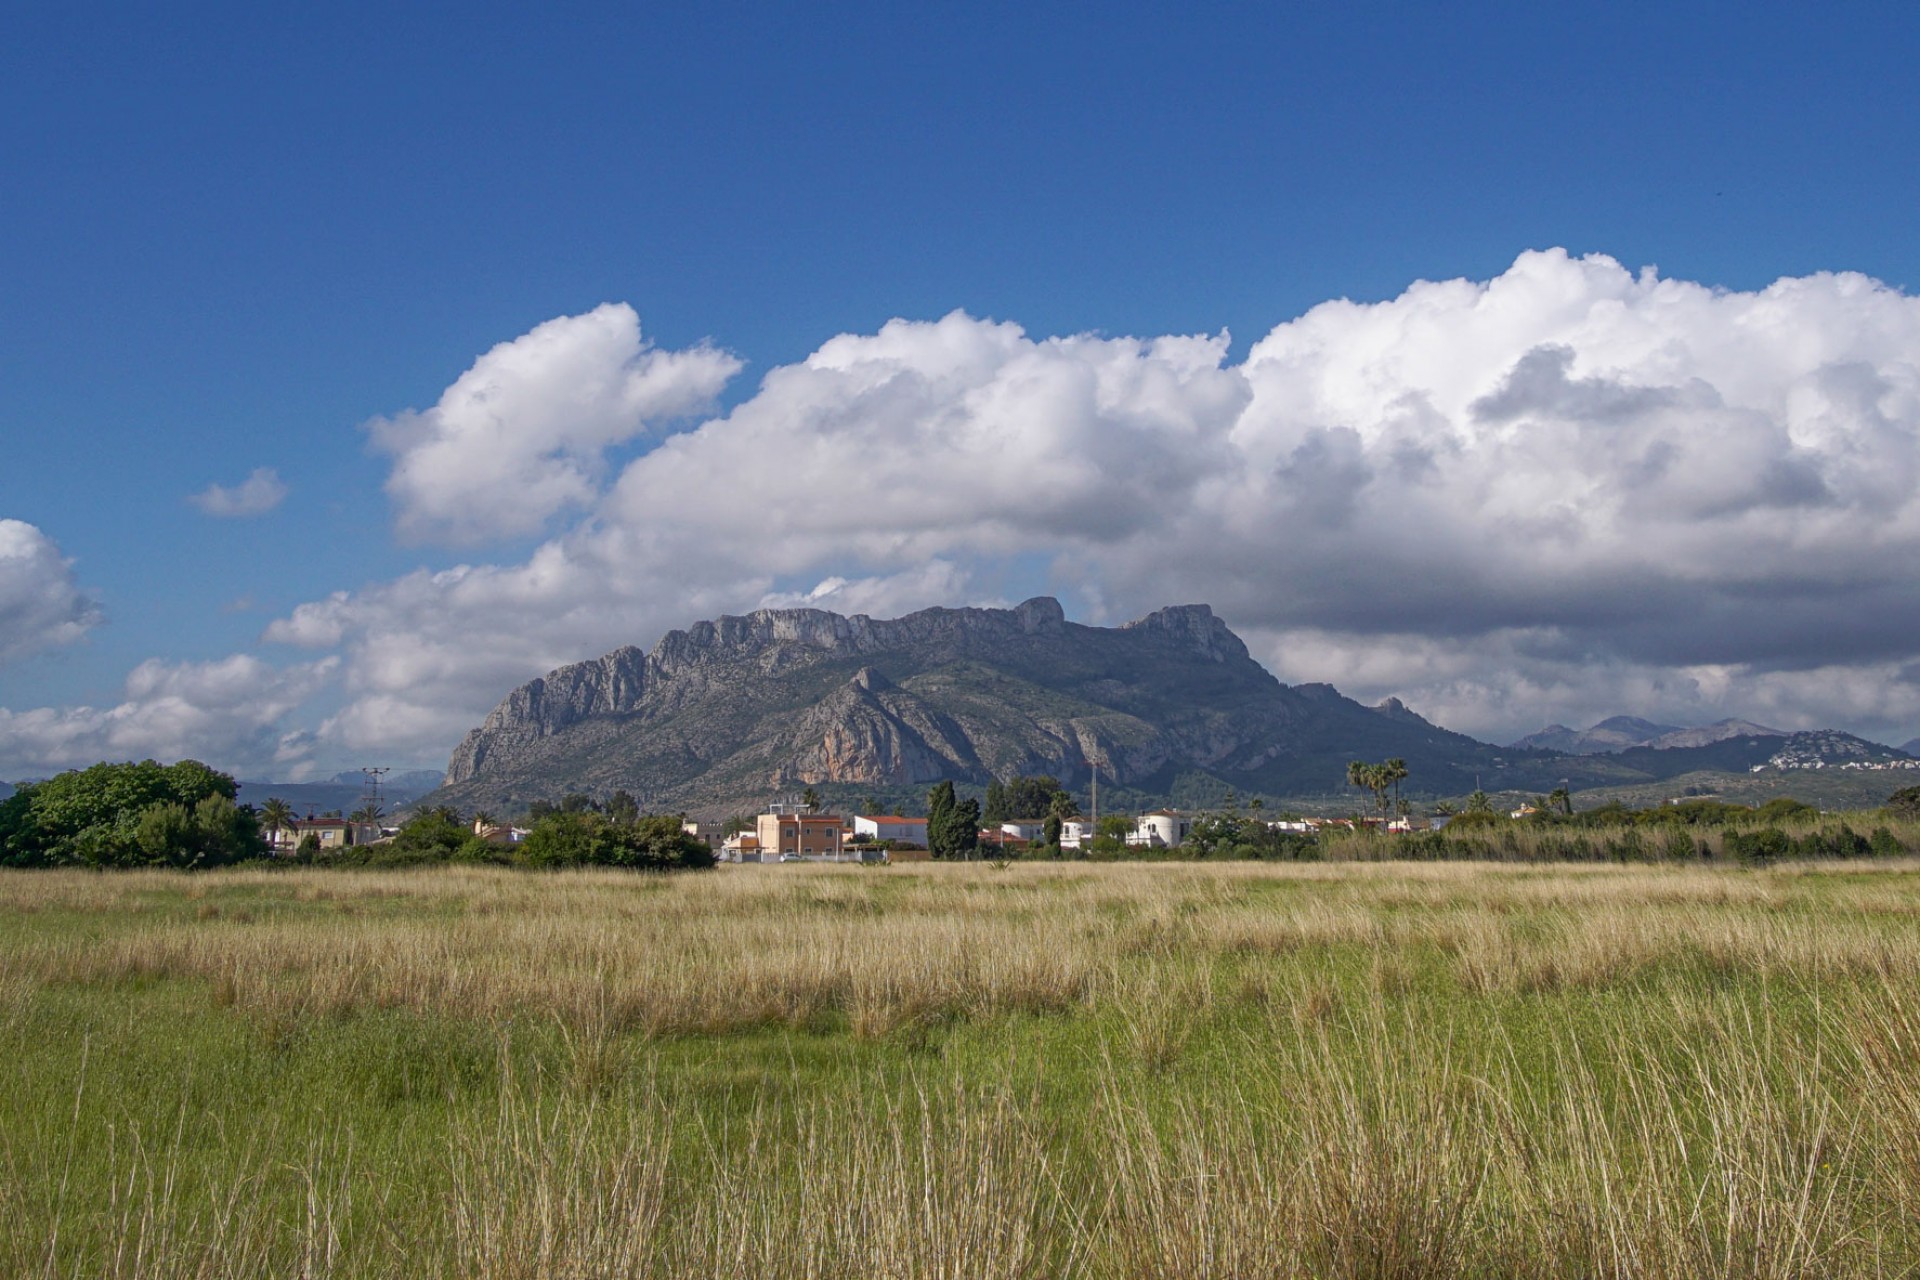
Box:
[189,467,288,517]
[0,519,102,665]
[253,252,1920,762]
[369,303,742,546]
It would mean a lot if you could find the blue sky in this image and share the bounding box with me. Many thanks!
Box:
[5,1,1920,779]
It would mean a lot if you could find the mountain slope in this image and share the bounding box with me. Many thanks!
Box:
[432,598,1544,816]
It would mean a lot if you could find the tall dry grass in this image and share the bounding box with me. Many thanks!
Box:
[8,859,1920,1275]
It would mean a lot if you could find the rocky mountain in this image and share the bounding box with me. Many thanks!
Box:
[1646,719,1786,750]
[1511,716,1684,754]
[1511,716,1783,755]
[432,598,1545,817]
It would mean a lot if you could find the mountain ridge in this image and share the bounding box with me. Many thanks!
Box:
[1512,716,1783,755]
[428,600,1917,818]
[433,598,1537,816]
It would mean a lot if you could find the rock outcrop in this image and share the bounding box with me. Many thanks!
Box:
[432,597,1520,816]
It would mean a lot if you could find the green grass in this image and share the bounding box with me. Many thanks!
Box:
[3,859,1920,1276]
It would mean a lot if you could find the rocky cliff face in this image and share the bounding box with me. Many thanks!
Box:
[433,597,1516,816]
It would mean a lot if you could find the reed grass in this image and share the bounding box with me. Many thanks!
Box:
[5,858,1920,1275]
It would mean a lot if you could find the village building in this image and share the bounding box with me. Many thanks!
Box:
[1058,819,1094,851]
[271,816,383,853]
[681,820,728,851]
[852,814,928,847]
[1128,810,1192,849]
[757,804,847,861]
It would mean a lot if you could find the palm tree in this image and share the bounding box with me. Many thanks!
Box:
[350,802,384,825]
[259,796,294,851]
[801,786,822,813]
[1346,760,1370,811]
[1548,786,1572,817]
[1384,759,1408,812]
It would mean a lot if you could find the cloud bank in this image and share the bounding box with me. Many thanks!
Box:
[9,249,1920,779]
[0,520,101,665]
[189,467,288,517]
[0,655,337,781]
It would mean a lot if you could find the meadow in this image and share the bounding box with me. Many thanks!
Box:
[5,856,1920,1277]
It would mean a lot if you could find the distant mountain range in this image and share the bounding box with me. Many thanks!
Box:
[429,598,1570,817]
[1511,716,1785,754]
[424,600,1920,818]
[233,769,444,817]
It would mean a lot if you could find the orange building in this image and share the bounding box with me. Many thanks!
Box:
[755,807,845,860]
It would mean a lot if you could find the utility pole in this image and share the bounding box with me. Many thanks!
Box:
[1085,750,1107,825]
[358,767,389,820]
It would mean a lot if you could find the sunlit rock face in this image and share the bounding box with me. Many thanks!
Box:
[435,597,1510,817]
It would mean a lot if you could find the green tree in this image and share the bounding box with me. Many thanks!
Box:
[982,779,1010,825]
[1007,775,1070,820]
[0,759,245,867]
[926,782,980,859]
[1889,785,1920,821]
[350,802,384,824]
[383,810,479,863]
[1042,812,1064,850]
[927,781,955,847]
[606,790,640,826]
[1548,786,1573,817]
[134,802,195,864]
[801,786,822,813]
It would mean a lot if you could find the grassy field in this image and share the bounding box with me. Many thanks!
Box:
[5,858,1920,1277]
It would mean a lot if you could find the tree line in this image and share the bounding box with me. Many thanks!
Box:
[0,761,712,872]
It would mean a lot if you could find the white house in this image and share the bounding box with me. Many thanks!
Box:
[999,820,1046,841]
[1127,810,1192,849]
[1058,819,1093,850]
[853,814,928,846]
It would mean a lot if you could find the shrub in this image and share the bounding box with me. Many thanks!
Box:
[1726,827,1791,867]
